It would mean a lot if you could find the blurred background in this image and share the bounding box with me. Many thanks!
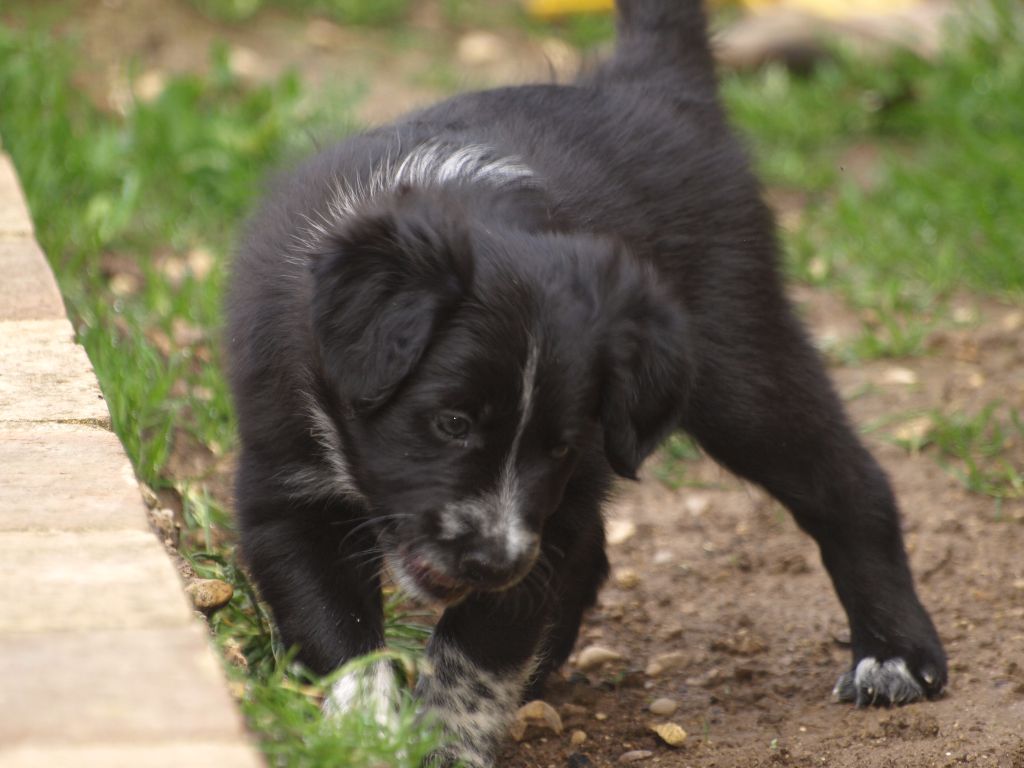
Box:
[1,1,1021,766]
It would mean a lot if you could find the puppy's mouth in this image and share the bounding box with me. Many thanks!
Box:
[387,546,469,606]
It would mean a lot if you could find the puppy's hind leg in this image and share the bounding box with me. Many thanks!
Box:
[682,301,947,706]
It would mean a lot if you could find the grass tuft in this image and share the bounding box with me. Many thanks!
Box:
[725,0,1024,310]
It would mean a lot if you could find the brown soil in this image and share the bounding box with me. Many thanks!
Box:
[13,2,1022,765]
[497,291,1024,768]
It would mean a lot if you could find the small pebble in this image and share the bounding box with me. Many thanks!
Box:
[576,645,623,671]
[510,700,563,741]
[618,750,653,763]
[561,703,588,718]
[615,568,640,589]
[645,651,687,677]
[684,495,710,516]
[138,482,159,508]
[570,729,587,746]
[606,518,637,545]
[595,712,608,721]
[649,697,679,716]
[653,549,674,565]
[881,366,919,386]
[651,722,687,747]
[456,31,507,65]
[185,578,233,612]
[1002,310,1024,332]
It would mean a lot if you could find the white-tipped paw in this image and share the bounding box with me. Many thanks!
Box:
[322,659,400,728]
[833,656,930,707]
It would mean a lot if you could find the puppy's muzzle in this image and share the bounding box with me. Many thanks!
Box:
[454,531,540,591]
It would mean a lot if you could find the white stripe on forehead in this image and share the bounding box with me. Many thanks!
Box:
[495,338,539,560]
[290,140,536,255]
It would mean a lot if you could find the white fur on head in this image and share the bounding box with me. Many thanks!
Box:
[292,140,538,254]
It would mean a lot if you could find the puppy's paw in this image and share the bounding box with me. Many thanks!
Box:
[322,658,400,728]
[422,745,488,768]
[833,656,943,707]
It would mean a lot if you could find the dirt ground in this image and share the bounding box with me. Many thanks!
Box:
[497,290,1024,767]
[11,1,1023,765]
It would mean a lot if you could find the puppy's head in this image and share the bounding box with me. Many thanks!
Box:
[311,195,691,604]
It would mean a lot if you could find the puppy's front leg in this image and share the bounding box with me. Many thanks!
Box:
[234,467,394,719]
[416,587,548,767]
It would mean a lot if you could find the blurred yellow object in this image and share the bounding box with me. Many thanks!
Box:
[742,0,921,18]
[525,0,614,16]
[525,0,922,20]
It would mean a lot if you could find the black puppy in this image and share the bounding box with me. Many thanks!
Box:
[226,0,947,763]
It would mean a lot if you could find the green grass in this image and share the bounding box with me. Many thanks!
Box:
[189,0,412,25]
[723,0,1024,319]
[653,432,704,490]
[925,404,1023,500]
[2,0,1024,763]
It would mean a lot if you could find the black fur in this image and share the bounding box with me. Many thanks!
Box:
[226,0,946,761]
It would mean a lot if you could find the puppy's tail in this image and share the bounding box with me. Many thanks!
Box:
[597,0,717,97]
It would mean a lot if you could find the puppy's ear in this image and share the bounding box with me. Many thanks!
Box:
[310,201,472,410]
[599,251,691,479]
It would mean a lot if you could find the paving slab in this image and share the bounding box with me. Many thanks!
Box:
[0,318,111,426]
[0,530,196,633]
[0,742,264,768]
[0,422,147,532]
[0,626,249,745]
[0,140,264,766]
[0,239,66,321]
[0,153,34,237]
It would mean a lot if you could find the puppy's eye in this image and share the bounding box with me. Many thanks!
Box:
[435,412,472,440]
[550,444,570,460]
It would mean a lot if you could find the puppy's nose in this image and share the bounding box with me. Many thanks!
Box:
[457,538,536,589]
[458,550,513,587]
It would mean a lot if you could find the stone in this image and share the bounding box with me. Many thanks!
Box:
[684,495,711,516]
[0,319,110,426]
[510,700,563,741]
[0,240,64,321]
[227,46,267,80]
[570,729,587,746]
[0,530,193,633]
[576,645,623,671]
[648,697,679,716]
[614,568,640,589]
[892,415,933,447]
[618,750,653,763]
[133,69,167,103]
[457,31,507,66]
[606,518,636,545]
[185,579,234,612]
[651,722,687,747]
[880,366,919,386]
[0,423,146,532]
[645,651,688,677]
